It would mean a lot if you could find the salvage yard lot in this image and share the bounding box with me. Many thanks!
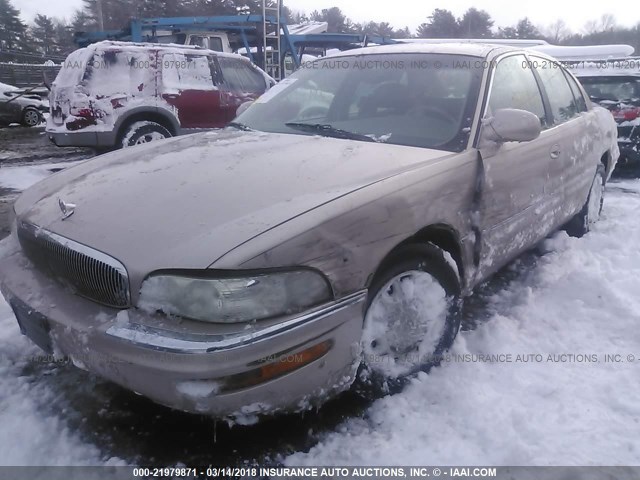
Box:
[1,127,640,466]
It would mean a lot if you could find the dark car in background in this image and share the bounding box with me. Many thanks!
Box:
[0,82,49,127]
[575,70,640,169]
[46,41,273,149]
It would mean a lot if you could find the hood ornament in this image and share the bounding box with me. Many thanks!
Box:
[58,198,76,220]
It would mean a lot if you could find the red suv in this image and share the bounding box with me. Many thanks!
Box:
[47,41,273,148]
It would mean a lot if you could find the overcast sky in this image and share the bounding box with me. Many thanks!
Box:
[14,0,640,34]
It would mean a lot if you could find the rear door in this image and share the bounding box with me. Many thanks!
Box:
[476,54,553,277]
[160,52,226,128]
[529,56,596,222]
[217,56,269,123]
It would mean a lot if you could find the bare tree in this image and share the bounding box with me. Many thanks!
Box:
[583,19,599,35]
[598,13,617,32]
[546,19,570,43]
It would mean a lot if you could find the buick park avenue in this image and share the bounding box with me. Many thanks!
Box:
[0,43,619,420]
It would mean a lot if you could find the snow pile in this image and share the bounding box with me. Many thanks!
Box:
[0,160,85,191]
[0,298,123,465]
[287,179,640,466]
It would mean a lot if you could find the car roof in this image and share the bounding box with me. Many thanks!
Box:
[324,42,518,59]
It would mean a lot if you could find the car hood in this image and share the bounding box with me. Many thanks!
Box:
[3,93,48,109]
[15,129,450,285]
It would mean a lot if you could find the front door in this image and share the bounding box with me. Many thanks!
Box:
[160,52,226,129]
[476,54,554,279]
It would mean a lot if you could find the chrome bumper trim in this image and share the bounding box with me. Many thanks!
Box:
[105,290,367,354]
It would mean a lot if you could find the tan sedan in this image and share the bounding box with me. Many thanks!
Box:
[0,43,619,421]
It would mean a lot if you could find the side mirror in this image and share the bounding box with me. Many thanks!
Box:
[236,100,254,117]
[481,108,541,144]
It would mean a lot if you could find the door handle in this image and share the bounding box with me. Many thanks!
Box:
[550,144,561,159]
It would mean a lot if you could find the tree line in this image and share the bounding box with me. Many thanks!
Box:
[1,0,639,62]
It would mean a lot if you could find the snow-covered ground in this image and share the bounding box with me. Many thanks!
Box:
[1,162,640,465]
[287,179,640,466]
[0,160,86,191]
[0,299,125,465]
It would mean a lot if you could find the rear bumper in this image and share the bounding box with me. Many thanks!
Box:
[47,128,117,148]
[0,235,365,419]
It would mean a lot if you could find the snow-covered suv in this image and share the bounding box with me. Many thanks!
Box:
[47,41,272,148]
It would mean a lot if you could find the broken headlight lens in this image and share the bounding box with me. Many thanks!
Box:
[138,269,332,324]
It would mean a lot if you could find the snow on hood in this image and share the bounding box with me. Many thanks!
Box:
[14,129,450,293]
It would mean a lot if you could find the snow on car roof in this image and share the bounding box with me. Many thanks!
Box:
[398,38,548,47]
[86,40,248,61]
[529,44,635,60]
[325,42,513,59]
[567,59,640,78]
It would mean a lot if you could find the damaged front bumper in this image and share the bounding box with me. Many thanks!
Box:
[0,233,365,420]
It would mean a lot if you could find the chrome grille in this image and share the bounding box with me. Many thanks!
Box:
[17,222,130,308]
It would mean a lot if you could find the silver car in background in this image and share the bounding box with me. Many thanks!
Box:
[0,43,619,421]
[0,82,49,127]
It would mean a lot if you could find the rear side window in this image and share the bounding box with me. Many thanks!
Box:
[564,72,588,112]
[489,55,547,127]
[162,53,217,91]
[218,57,267,94]
[81,49,157,97]
[531,59,580,125]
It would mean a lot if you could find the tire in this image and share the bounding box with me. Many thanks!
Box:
[565,164,606,238]
[21,107,42,127]
[357,243,461,393]
[120,121,172,148]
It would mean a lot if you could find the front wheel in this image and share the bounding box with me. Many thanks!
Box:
[566,164,606,237]
[120,121,171,148]
[21,107,42,127]
[359,244,461,389]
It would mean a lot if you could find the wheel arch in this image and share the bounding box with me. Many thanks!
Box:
[114,108,180,143]
[370,223,466,290]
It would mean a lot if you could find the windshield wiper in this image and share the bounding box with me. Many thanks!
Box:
[284,122,375,142]
[228,121,253,131]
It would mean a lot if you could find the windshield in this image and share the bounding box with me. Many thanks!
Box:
[580,77,640,103]
[236,53,483,152]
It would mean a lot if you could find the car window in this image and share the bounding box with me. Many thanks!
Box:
[579,77,640,103]
[564,72,588,112]
[188,36,207,48]
[531,58,580,125]
[162,53,216,91]
[209,37,224,52]
[218,57,267,94]
[81,49,157,97]
[488,55,547,128]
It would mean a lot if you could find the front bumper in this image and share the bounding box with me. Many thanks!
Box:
[0,236,365,419]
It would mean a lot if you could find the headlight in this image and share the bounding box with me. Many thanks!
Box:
[138,269,332,324]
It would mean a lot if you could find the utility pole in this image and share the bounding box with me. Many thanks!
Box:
[96,0,105,31]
